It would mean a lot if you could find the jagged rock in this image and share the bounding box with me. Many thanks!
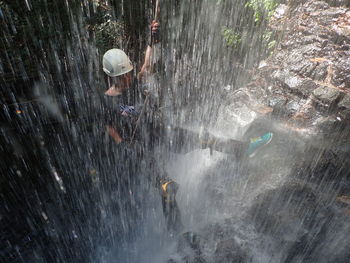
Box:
[268,95,288,108]
[270,97,309,120]
[214,239,248,263]
[311,62,329,81]
[251,0,350,128]
[338,93,350,108]
[312,86,343,109]
[332,59,350,87]
[338,93,350,118]
[273,70,318,97]
[290,59,329,81]
[299,43,322,57]
[285,99,303,115]
[288,53,310,73]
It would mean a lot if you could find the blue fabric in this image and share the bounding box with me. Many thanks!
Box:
[119,105,139,116]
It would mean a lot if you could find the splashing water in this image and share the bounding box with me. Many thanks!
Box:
[1,0,349,263]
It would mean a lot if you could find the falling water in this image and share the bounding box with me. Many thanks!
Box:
[1,0,349,263]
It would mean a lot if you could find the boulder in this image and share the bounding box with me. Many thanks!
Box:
[273,70,318,97]
[247,183,334,262]
[312,86,343,109]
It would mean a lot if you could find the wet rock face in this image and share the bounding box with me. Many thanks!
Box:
[247,184,334,262]
[230,0,350,135]
[332,59,350,87]
[312,85,343,111]
[273,70,319,97]
[338,93,350,116]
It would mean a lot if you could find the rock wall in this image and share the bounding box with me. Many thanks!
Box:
[224,0,350,142]
[208,2,350,261]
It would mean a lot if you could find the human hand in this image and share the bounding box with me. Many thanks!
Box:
[106,125,123,144]
[151,20,160,43]
[151,20,160,32]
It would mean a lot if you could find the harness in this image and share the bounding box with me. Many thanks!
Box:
[161,180,176,202]
[161,181,172,194]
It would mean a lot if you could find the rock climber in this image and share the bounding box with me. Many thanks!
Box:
[101,20,273,156]
[100,20,274,234]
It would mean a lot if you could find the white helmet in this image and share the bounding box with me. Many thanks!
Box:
[102,49,133,77]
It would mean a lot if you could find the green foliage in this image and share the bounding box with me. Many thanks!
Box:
[262,30,276,53]
[262,30,273,44]
[86,2,126,54]
[222,27,242,48]
[94,20,125,54]
[245,0,278,22]
[268,40,276,50]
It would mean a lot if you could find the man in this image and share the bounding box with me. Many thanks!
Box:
[103,49,134,97]
[101,47,273,156]
[100,22,273,234]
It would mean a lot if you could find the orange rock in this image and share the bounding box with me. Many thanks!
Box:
[309,57,328,63]
[337,195,350,205]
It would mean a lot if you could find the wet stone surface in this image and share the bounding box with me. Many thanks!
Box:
[338,93,350,119]
[312,86,343,107]
[332,59,350,87]
[273,70,319,97]
[225,0,350,137]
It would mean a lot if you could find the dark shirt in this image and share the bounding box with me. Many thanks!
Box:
[100,79,143,141]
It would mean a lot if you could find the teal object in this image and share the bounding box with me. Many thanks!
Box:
[247,132,273,157]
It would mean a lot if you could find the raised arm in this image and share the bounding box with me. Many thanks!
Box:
[137,20,160,81]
